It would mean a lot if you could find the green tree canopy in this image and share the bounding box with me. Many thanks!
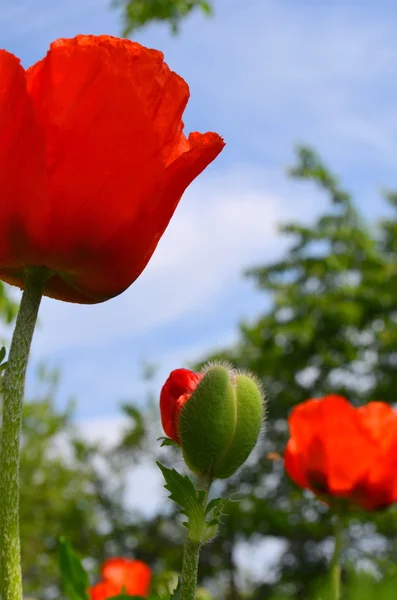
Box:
[114,0,213,35]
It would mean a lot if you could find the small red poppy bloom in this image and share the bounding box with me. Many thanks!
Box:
[284,395,397,510]
[89,557,151,600]
[0,35,224,303]
[160,368,203,443]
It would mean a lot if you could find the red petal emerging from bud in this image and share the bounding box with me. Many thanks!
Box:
[160,368,202,443]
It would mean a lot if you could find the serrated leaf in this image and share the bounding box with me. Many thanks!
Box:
[0,346,6,363]
[157,462,207,542]
[157,464,226,543]
[158,437,180,449]
[157,462,198,513]
[58,537,89,600]
[0,361,8,372]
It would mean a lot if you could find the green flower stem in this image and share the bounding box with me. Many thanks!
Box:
[0,268,48,600]
[180,474,212,600]
[330,511,344,600]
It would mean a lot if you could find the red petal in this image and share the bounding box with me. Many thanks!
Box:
[318,396,374,495]
[19,35,224,303]
[284,438,310,489]
[89,581,118,600]
[160,368,202,442]
[286,396,374,498]
[26,36,165,301]
[101,557,151,597]
[358,401,395,442]
[105,131,225,306]
[354,402,397,510]
[0,50,47,273]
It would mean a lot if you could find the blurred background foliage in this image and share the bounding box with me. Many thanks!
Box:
[1,147,397,598]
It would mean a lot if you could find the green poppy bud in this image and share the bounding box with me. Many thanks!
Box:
[160,363,265,479]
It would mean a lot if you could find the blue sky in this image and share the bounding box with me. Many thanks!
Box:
[2,0,397,428]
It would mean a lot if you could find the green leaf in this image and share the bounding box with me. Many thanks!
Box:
[157,436,180,448]
[157,463,226,543]
[169,578,181,599]
[157,462,199,516]
[157,462,207,542]
[114,0,214,36]
[0,346,6,363]
[205,497,223,515]
[199,1,213,15]
[58,537,89,600]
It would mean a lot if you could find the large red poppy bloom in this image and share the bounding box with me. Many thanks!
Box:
[160,368,203,443]
[284,395,397,511]
[89,557,151,600]
[0,35,224,303]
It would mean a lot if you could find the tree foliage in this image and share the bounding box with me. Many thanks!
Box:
[182,146,397,598]
[114,0,213,35]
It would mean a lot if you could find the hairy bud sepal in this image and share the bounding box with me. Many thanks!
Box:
[179,364,264,479]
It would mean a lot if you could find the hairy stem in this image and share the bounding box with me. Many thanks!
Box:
[180,474,212,600]
[0,268,48,600]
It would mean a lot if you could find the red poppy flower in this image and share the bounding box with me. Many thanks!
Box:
[160,368,203,443]
[284,395,397,510]
[0,35,224,303]
[89,557,151,599]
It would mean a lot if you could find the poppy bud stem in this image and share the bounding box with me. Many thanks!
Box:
[0,267,48,600]
[180,473,212,600]
[330,510,344,600]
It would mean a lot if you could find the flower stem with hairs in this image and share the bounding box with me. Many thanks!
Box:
[0,268,48,600]
[180,474,212,600]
